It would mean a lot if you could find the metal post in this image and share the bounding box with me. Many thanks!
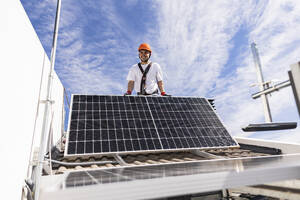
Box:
[251,43,272,122]
[33,0,62,199]
[289,62,300,117]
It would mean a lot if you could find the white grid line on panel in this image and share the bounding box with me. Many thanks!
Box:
[157,98,179,149]
[170,97,188,147]
[132,99,143,151]
[124,96,134,151]
[145,97,164,149]
[91,97,94,153]
[75,98,80,154]
[134,98,150,150]
[111,100,118,152]
[117,98,127,152]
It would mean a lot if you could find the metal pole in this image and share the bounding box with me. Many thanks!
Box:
[34,0,62,199]
[251,43,272,122]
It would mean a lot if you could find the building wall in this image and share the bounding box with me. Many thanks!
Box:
[0,0,64,199]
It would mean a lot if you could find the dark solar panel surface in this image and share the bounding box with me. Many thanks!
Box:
[66,95,237,156]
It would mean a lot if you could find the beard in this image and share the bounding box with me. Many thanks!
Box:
[139,55,150,63]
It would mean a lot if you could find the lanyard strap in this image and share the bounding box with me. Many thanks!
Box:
[138,62,152,94]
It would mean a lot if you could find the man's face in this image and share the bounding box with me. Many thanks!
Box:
[139,50,151,62]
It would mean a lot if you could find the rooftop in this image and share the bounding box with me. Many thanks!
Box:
[47,139,281,175]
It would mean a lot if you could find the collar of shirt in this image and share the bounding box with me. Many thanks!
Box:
[140,61,151,69]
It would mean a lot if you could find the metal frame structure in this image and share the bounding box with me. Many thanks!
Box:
[38,153,300,200]
[250,44,300,120]
[33,0,62,199]
[244,43,298,132]
[250,43,272,122]
[251,80,291,99]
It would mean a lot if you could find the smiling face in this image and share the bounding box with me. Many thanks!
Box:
[139,49,151,63]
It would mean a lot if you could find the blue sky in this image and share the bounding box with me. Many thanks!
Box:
[21,0,300,142]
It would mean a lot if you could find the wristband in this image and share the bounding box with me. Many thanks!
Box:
[127,90,132,95]
[161,92,166,96]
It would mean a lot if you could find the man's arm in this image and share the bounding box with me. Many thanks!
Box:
[156,64,170,96]
[127,80,134,94]
[158,80,171,96]
[157,81,165,93]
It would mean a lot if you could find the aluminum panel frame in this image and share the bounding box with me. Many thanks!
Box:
[40,154,300,200]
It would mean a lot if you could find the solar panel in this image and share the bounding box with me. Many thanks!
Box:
[65,95,238,156]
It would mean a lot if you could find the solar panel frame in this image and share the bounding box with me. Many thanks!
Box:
[63,154,284,188]
[40,154,300,200]
[64,94,239,157]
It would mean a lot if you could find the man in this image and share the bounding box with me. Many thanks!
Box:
[125,43,170,96]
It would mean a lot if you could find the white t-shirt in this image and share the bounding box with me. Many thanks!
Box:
[126,62,163,94]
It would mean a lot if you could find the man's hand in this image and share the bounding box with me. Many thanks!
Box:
[161,92,171,96]
[124,90,132,96]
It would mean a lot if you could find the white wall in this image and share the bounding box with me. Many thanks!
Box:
[0,0,64,199]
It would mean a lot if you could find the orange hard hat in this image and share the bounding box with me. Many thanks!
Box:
[138,43,152,53]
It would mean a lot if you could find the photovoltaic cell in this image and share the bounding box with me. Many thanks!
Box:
[65,95,238,156]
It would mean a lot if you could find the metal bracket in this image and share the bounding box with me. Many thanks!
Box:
[191,149,223,159]
[251,80,291,99]
[113,154,128,166]
[40,100,55,104]
[43,162,52,175]
[30,147,41,166]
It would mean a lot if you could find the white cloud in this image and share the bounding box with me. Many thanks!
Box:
[153,0,300,141]
[154,0,251,94]
[24,0,139,95]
